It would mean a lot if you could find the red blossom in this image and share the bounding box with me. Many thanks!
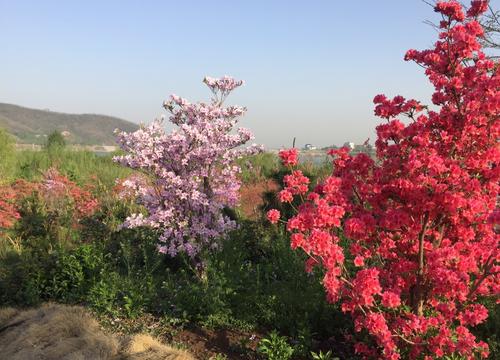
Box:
[279,148,299,167]
[266,209,280,224]
[273,1,499,358]
[467,0,489,17]
[381,291,401,308]
[283,170,310,195]
[435,1,465,21]
[278,189,293,203]
[0,186,20,230]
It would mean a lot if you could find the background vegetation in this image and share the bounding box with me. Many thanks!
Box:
[0,131,497,359]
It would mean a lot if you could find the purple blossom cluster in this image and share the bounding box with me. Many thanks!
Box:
[114,76,262,258]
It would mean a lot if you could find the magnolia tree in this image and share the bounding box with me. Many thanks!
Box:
[269,1,499,359]
[115,77,262,258]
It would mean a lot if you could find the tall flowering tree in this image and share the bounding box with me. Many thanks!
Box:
[115,77,262,258]
[270,1,499,359]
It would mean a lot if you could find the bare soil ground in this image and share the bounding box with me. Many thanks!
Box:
[96,312,264,359]
[238,179,278,220]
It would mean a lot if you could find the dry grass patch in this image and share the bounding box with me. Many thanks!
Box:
[0,303,194,360]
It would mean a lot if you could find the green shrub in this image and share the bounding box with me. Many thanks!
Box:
[204,219,348,338]
[15,193,75,250]
[43,244,105,302]
[45,130,66,151]
[311,350,338,360]
[0,128,15,180]
[0,250,45,306]
[258,330,294,360]
[45,249,85,301]
[88,271,121,316]
[14,148,130,187]
[473,300,499,360]
[88,270,155,318]
[238,152,279,184]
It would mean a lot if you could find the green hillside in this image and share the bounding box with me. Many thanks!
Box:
[0,103,139,145]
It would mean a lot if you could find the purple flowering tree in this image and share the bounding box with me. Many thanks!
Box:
[114,76,262,258]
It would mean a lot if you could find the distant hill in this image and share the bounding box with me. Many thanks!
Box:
[0,103,139,145]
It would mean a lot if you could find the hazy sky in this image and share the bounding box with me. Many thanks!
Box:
[1,0,498,148]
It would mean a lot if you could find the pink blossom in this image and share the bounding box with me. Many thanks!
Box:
[266,209,280,224]
[115,76,262,258]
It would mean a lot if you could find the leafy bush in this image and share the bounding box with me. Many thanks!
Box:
[45,130,66,151]
[0,128,15,179]
[258,330,294,360]
[238,152,279,184]
[311,350,338,360]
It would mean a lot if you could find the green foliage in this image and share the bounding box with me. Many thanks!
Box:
[93,272,154,320]
[45,130,66,151]
[0,128,15,178]
[473,300,499,360]
[258,330,294,360]
[0,244,105,306]
[311,350,338,360]
[148,218,348,343]
[44,245,105,302]
[261,161,331,221]
[15,192,75,250]
[0,250,45,306]
[238,152,279,184]
[209,354,228,360]
[14,149,130,187]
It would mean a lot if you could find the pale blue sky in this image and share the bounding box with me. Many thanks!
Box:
[1,0,498,148]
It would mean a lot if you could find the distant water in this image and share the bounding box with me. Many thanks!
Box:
[299,153,329,165]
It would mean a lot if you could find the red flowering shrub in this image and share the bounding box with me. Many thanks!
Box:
[0,180,38,232]
[274,1,499,359]
[0,186,20,231]
[41,168,99,220]
[1,169,99,243]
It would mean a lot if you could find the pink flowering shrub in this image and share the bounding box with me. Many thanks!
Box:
[114,77,262,257]
[273,1,499,359]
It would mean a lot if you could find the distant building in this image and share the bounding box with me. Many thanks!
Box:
[303,143,317,150]
[343,142,355,150]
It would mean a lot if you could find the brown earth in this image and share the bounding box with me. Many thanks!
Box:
[238,179,278,219]
[96,312,263,360]
[169,327,262,359]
